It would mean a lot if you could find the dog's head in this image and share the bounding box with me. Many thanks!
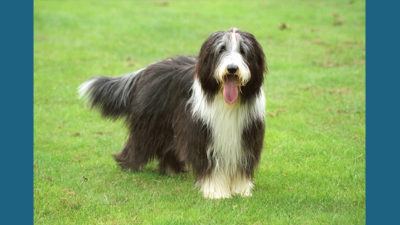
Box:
[196,28,266,104]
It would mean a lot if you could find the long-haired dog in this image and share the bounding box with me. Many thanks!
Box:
[79,28,267,199]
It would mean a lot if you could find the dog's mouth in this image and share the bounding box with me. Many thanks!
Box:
[222,75,240,104]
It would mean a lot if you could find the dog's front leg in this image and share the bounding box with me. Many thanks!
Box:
[230,173,253,197]
[198,170,231,199]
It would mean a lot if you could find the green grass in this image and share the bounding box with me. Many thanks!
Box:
[34,0,365,224]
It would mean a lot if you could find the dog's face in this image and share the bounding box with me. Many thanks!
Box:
[196,28,266,104]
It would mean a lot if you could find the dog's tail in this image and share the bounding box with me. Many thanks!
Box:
[78,68,144,119]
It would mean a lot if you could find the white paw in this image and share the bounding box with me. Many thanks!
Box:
[236,188,252,197]
[203,189,232,199]
[231,176,253,197]
[199,172,232,199]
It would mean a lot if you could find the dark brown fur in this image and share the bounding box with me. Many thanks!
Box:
[81,29,267,186]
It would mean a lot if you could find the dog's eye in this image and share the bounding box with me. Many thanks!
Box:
[239,46,245,55]
[219,46,226,53]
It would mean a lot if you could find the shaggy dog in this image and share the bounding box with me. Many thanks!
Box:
[79,28,267,199]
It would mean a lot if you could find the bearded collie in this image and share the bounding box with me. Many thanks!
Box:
[79,28,267,199]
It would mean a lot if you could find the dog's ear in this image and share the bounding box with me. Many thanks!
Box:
[239,31,266,100]
[251,35,267,76]
[196,31,225,96]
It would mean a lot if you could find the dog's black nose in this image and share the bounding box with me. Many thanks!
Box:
[227,64,238,74]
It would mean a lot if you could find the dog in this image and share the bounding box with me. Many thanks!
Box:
[79,28,267,199]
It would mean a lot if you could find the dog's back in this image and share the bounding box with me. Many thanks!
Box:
[79,56,196,120]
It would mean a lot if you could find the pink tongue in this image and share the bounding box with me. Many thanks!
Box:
[223,78,239,104]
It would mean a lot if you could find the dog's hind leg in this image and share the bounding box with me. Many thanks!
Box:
[113,135,148,171]
[158,151,187,176]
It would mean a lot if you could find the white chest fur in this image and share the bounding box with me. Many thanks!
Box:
[189,79,265,175]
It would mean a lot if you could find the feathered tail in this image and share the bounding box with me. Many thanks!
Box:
[78,68,144,119]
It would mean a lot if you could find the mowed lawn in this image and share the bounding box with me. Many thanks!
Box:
[34,0,365,224]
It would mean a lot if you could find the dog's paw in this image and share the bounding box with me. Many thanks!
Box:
[199,175,232,199]
[235,188,252,197]
[203,189,232,199]
[231,176,253,197]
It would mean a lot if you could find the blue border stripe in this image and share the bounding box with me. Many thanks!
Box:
[0,1,33,224]
[1,0,400,224]
[366,0,400,224]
